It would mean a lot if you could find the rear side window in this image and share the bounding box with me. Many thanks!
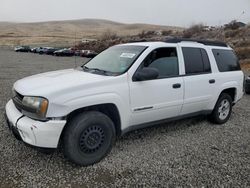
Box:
[212,49,241,72]
[182,47,211,75]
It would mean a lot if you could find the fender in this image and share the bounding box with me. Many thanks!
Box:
[219,81,240,101]
[46,92,130,130]
[208,81,239,110]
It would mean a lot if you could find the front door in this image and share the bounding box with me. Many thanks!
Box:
[128,47,184,126]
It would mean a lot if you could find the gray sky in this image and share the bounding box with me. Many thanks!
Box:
[0,0,249,27]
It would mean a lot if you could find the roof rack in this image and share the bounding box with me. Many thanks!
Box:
[165,38,228,47]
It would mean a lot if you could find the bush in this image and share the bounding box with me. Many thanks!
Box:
[161,30,173,36]
[225,29,241,38]
[138,30,155,38]
[240,59,250,71]
[101,30,118,41]
[224,20,241,30]
[235,47,250,60]
[234,40,250,47]
[182,24,204,38]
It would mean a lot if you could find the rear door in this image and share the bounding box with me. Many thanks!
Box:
[128,47,184,125]
[181,46,216,115]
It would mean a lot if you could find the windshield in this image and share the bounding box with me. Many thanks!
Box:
[83,45,147,75]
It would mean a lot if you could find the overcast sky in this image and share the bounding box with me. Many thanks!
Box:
[0,0,249,27]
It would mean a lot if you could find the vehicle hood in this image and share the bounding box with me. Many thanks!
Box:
[14,68,112,98]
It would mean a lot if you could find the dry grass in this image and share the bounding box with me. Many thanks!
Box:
[236,47,250,60]
[182,24,204,38]
[0,19,182,46]
[240,59,250,73]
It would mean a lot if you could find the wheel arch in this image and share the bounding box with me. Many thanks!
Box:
[219,87,237,103]
[58,103,122,147]
[208,86,238,112]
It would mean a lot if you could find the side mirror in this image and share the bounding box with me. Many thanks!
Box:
[133,67,159,81]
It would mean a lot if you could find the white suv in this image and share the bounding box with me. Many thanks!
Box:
[5,39,244,166]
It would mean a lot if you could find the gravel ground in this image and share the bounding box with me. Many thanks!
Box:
[0,48,250,187]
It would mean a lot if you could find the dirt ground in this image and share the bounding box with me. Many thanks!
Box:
[0,48,249,187]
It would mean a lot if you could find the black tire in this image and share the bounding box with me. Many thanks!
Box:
[63,111,116,166]
[245,83,250,94]
[209,93,232,124]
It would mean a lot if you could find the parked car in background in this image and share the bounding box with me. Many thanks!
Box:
[44,47,59,55]
[78,50,88,57]
[38,47,55,55]
[85,50,98,58]
[74,50,82,56]
[54,48,75,56]
[38,47,47,54]
[32,47,45,53]
[81,50,98,58]
[14,46,31,52]
[30,47,38,53]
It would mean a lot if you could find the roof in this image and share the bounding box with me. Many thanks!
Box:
[118,38,230,49]
[165,38,228,47]
[120,41,174,47]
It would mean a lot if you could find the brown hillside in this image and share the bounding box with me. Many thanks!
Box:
[0,19,182,46]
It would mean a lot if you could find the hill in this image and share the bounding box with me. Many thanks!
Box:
[0,19,182,46]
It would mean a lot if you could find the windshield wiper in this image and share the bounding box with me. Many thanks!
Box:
[82,66,110,75]
[82,65,89,70]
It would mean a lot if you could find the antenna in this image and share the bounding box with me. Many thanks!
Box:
[236,11,245,21]
[74,29,77,69]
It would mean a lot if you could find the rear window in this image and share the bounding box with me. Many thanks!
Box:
[212,49,241,72]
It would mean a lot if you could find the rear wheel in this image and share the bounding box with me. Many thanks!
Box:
[209,93,232,124]
[63,111,116,166]
[245,81,250,94]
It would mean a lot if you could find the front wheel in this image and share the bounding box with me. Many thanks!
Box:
[209,93,232,124]
[63,111,116,166]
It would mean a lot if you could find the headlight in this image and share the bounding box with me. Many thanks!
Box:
[22,96,48,118]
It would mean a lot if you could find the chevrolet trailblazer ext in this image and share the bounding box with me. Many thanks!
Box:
[5,39,244,166]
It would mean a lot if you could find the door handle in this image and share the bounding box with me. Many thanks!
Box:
[172,83,181,89]
[209,79,215,84]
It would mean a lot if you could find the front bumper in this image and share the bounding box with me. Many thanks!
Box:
[5,100,66,148]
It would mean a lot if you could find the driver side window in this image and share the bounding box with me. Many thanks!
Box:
[141,47,179,78]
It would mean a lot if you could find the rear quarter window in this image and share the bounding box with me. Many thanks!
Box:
[212,49,241,72]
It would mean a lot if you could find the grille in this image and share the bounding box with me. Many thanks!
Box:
[12,91,24,112]
[15,91,24,100]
